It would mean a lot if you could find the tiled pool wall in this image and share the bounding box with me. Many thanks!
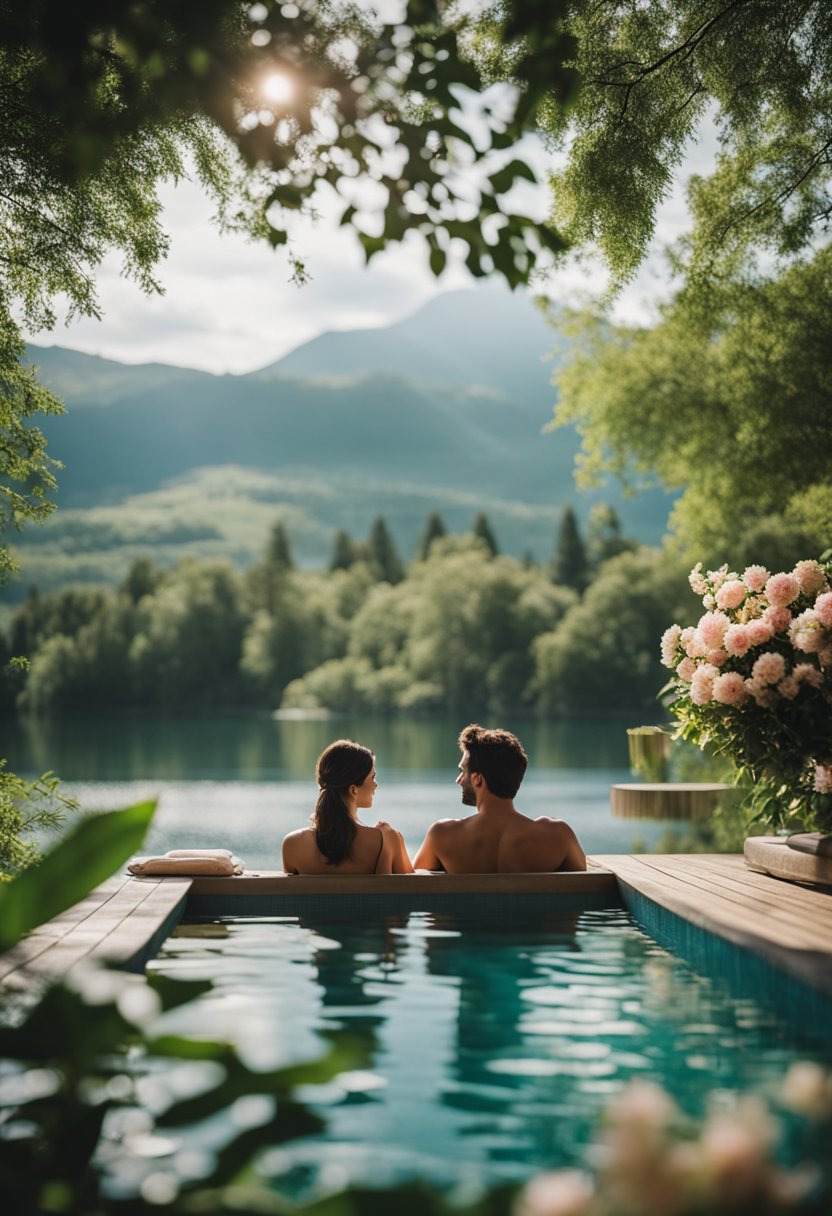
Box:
[618,881,832,1038]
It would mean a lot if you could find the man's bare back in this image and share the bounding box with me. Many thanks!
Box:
[414,723,587,874]
[415,809,585,874]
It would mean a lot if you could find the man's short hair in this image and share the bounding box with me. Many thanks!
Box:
[458,723,528,798]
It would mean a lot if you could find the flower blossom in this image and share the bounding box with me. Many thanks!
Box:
[690,664,718,705]
[814,591,832,628]
[793,662,823,689]
[742,565,770,593]
[676,657,697,682]
[517,1170,596,1216]
[793,560,827,596]
[712,672,748,706]
[697,611,730,650]
[751,652,786,686]
[716,579,746,610]
[724,624,753,657]
[745,618,774,647]
[706,649,728,667]
[790,609,824,653]
[688,562,708,597]
[814,765,832,795]
[778,675,800,700]
[745,679,777,708]
[660,624,682,668]
[765,572,800,607]
[781,1060,832,1119]
[679,626,698,657]
[763,604,792,633]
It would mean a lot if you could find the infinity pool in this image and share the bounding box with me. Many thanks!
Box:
[143,907,832,1202]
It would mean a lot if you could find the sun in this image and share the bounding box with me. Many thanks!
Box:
[262,72,294,105]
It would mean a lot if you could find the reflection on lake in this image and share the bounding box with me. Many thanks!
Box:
[3,712,681,861]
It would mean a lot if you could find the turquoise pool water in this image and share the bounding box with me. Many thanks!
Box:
[144,907,832,1202]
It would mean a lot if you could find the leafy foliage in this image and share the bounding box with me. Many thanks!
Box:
[0,762,75,881]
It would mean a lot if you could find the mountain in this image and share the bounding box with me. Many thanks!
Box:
[8,287,673,599]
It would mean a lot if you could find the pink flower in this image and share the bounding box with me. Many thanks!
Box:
[751,652,786,686]
[765,572,800,607]
[706,649,728,666]
[778,675,800,700]
[724,624,753,656]
[790,609,824,653]
[707,564,735,592]
[697,611,730,650]
[745,619,774,646]
[690,664,718,705]
[793,662,823,689]
[677,657,697,682]
[712,671,748,706]
[793,560,827,596]
[745,679,778,708]
[517,1171,595,1216]
[688,563,708,597]
[814,765,832,795]
[716,579,746,610]
[763,604,792,633]
[680,626,698,657]
[742,565,770,593]
[815,591,832,628]
[660,624,682,668]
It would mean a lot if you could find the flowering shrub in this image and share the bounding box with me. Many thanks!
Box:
[517,1065,832,1216]
[660,556,832,833]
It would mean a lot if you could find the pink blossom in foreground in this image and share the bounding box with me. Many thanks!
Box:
[794,559,828,595]
[724,624,753,657]
[706,649,728,667]
[763,604,792,633]
[790,609,824,652]
[815,591,832,628]
[660,624,682,668]
[765,572,800,607]
[742,565,770,592]
[814,765,832,795]
[680,626,698,657]
[698,611,730,650]
[751,652,786,686]
[688,562,708,596]
[793,663,823,689]
[516,1170,596,1216]
[713,671,748,706]
[676,657,697,682]
[690,664,718,705]
[781,1060,832,1119]
[716,579,746,610]
[699,1097,778,1207]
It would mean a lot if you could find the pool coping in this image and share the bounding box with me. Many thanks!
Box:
[3,858,832,1013]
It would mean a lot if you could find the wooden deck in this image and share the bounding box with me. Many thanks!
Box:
[595,853,832,997]
[0,871,190,998]
[3,858,832,1007]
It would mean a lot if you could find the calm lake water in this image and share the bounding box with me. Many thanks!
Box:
[3,712,682,863]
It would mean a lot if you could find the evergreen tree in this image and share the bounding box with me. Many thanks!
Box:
[551,507,588,592]
[587,504,634,568]
[330,529,356,573]
[121,557,161,604]
[472,512,499,557]
[368,517,404,584]
[416,511,447,561]
[265,521,294,572]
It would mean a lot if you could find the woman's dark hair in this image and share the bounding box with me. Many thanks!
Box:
[312,739,374,866]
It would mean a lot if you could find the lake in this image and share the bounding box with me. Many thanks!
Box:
[3,712,685,864]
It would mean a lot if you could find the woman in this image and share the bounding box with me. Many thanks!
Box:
[281,739,413,874]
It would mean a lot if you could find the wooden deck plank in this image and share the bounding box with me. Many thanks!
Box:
[592,854,832,996]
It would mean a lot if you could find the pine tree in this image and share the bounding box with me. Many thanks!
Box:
[417,511,447,560]
[472,512,499,557]
[587,503,633,567]
[265,521,294,572]
[368,517,404,584]
[551,506,588,591]
[330,529,356,572]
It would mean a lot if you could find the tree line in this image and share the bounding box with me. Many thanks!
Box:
[0,506,691,716]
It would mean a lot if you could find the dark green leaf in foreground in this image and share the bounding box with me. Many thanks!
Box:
[0,800,155,951]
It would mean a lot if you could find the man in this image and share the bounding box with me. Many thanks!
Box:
[414,723,586,874]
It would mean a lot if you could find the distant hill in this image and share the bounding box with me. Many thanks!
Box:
[7,286,673,600]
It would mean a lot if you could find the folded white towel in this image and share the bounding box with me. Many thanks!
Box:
[128,854,245,876]
[164,848,234,859]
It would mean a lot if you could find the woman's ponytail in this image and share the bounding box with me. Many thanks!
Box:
[312,739,373,866]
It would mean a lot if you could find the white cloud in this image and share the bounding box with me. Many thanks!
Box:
[23,123,718,374]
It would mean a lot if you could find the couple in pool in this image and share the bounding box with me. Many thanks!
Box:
[281,723,586,875]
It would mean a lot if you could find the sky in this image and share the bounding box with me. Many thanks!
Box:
[23,126,718,377]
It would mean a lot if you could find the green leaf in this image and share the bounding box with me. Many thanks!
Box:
[488,158,537,195]
[0,801,155,951]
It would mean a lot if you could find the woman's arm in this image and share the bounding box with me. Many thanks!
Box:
[281,830,302,874]
[375,823,414,874]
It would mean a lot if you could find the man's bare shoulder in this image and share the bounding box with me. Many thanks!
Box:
[531,816,576,831]
[427,817,468,834]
